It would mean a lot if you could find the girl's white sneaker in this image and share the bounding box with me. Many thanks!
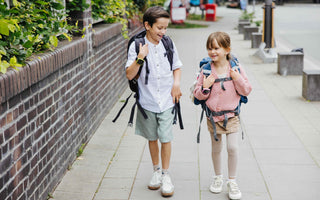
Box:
[209,175,223,193]
[227,180,242,200]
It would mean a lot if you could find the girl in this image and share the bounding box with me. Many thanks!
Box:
[193,32,252,200]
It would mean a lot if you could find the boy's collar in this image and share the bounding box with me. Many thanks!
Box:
[145,34,160,46]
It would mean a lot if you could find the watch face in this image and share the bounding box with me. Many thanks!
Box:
[203,90,210,94]
[137,59,144,65]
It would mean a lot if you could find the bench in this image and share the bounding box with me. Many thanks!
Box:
[243,26,259,40]
[238,21,251,34]
[251,32,262,48]
[302,70,320,101]
[277,52,304,76]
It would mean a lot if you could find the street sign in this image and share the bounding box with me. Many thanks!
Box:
[170,0,187,24]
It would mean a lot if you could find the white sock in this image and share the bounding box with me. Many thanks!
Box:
[228,179,237,183]
[153,164,160,171]
[162,169,169,175]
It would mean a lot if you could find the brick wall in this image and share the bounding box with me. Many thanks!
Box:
[0,22,142,200]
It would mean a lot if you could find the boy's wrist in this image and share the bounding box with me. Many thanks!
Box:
[135,57,144,65]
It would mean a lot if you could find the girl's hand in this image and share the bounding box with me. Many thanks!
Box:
[137,43,148,59]
[203,74,215,89]
[230,68,241,81]
[171,83,182,103]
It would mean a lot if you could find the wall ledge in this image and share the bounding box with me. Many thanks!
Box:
[0,38,87,104]
[93,23,123,48]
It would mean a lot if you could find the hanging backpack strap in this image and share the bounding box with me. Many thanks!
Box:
[161,35,174,70]
[144,58,149,84]
[176,102,184,129]
[128,101,137,127]
[128,93,148,126]
[238,114,244,140]
[112,93,133,123]
[196,108,205,143]
[172,102,184,130]
[208,110,219,142]
[136,99,148,120]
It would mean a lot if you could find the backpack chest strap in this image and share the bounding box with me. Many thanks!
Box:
[214,77,232,91]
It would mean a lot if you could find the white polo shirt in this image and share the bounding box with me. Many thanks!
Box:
[125,36,183,113]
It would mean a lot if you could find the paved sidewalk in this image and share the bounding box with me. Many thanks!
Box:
[52,4,320,200]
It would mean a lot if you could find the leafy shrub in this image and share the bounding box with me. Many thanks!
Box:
[0,0,73,74]
[0,0,167,74]
[239,10,255,22]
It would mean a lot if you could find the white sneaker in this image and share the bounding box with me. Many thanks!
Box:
[209,175,223,193]
[161,174,174,197]
[148,170,161,190]
[227,180,242,200]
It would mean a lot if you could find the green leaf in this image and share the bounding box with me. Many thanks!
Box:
[51,2,64,10]
[12,0,20,7]
[0,20,9,36]
[62,33,71,42]
[49,35,58,47]
[0,46,6,55]
[9,56,22,68]
[7,24,16,33]
[23,40,34,48]
[0,60,10,74]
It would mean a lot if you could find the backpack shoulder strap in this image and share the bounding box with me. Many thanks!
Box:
[229,54,240,72]
[129,30,149,84]
[202,62,211,71]
[127,30,146,53]
[161,35,174,70]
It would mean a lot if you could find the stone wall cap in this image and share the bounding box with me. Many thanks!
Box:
[303,69,320,74]
[278,52,304,55]
[244,26,259,29]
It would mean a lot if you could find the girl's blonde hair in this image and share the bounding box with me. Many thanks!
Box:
[206,32,231,60]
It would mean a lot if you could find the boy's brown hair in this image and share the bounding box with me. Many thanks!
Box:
[143,6,170,28]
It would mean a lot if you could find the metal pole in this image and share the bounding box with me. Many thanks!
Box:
[264,0,273,48]
[253,0,255,13]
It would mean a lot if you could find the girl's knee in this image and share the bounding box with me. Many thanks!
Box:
[227,144,238,155]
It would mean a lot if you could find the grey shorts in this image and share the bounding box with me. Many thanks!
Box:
[135,107,174,143]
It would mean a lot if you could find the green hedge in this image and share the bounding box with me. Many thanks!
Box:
[0,0,166,74]
[0,0,72,74]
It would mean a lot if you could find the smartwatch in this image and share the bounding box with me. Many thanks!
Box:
[136,57,144,65]
[202,86,210,95]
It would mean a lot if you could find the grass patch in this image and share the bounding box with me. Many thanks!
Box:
[187,13,222,21]
[77,143,86,157]
[169,22,208,29]
[187,13,206,21]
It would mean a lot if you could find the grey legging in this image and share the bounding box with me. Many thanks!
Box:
[209,131,239,179]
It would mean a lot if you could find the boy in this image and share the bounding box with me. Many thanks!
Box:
[125,6,183,197]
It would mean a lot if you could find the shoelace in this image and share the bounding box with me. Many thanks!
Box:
[213,177,223,187]
[162,175,172,186]
[229,181,240,193]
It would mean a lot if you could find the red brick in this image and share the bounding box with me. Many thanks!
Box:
[17,116,27,131]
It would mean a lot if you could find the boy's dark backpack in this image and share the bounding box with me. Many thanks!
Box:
[112,30,183,129]
[193,55,248,143]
